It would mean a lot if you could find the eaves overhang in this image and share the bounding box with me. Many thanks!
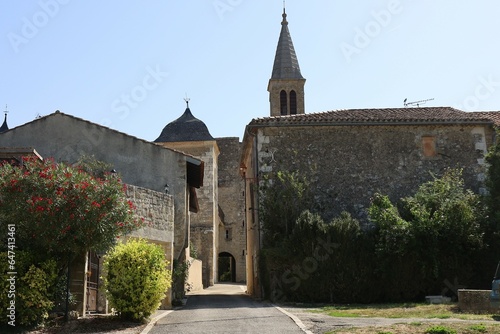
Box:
[247,119,494,128]
[187,157,204,189]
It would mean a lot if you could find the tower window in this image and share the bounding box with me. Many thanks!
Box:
[280,90,288,115]
[290,90,297,115]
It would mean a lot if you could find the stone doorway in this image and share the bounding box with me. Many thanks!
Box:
[218,252,236,282]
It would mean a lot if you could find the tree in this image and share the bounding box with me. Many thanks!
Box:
[482,132,500,283]
[0,157,142,262]
[369,168,485,300]
[486,131,500,222]
[259,170,314,247]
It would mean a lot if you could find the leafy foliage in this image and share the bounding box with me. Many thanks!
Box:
[104,238,172,322]
[483,132,500,271]
[0,251,57,327]
[370,169,485,300]
[259,170,314,247]
[486,131,500,223]
[260,167,489,303]
[425,325,457,334]
[0,157,143,261]
[172,259,190,303]
[468,324,487,332]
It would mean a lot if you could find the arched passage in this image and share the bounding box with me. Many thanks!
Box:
[218,252,236,282]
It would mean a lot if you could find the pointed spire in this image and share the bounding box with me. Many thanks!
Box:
[271,5,303,80]
[0,105,9,133]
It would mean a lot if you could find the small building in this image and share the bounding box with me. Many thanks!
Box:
[0,110,203,314]
[154,103,248,287]
[155,103,220,288]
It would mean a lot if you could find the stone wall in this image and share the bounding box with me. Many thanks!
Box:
[268,80,306,116]
[256,124,493,222]
[187,258,203,292]
[216,137,246,283]
[458,289,499,313]
[126,184,174,244]
[126,184,174,309]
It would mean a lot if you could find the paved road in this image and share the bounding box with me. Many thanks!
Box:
[149,284,306,334]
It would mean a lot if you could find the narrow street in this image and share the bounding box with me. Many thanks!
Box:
[148,284,306,334]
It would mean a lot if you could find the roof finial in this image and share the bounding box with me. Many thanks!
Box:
[184,95,190,108]
[0,104,9,133]
[282,0,287,24]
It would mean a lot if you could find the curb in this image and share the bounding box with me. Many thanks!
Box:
[140,298,188,334]
[140,310,173,334]
[274,305,314,334]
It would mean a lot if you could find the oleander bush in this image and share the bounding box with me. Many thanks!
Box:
[0,156,143,263]
[104,238,172,322]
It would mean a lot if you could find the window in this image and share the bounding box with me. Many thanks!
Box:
[280,90,288,115]
[422,136,437,157]
[290,90,297,114]
[225,228,232,241]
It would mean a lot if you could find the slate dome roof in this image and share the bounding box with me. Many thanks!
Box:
[154,107,214,143]
[0,113,9,133]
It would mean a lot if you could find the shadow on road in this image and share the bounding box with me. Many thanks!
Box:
[183,283,272,310]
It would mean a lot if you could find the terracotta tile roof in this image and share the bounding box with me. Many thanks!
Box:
[249,107,498,127]
[471,111,500,126]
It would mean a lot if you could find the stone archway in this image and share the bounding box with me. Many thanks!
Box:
[218,252,236,282]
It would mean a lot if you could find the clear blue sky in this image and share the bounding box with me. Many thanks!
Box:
[1,1,500,141]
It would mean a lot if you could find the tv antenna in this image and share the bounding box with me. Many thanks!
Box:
[404,98,434,107]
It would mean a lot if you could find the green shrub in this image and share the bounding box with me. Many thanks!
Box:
[469,324,487,332]
[104,238,172,321]
[172,259,190,302]
[17,262,57,326]
[0,251,57,327]
[220,271,231,282]
[425,325,457,334]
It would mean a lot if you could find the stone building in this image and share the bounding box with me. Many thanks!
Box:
[216,137,246,283]
[240,8,500,298]
[155,104,220,288]
[154,104,247,286]
[0,111,204,313]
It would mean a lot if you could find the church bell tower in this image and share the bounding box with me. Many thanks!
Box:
[268,7,306,117]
